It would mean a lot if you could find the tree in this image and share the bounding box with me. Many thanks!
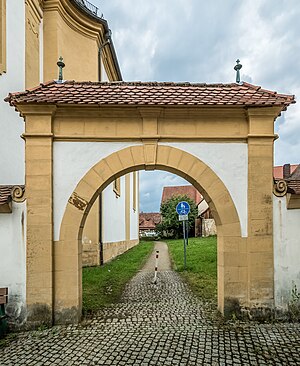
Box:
[157,194,198,239]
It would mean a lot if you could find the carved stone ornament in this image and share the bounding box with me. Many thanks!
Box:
[11,186,26,202]
[273,180,288,197]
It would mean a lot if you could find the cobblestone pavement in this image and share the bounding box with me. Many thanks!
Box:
[1,243,300,365]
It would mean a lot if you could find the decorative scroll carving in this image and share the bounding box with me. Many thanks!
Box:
[273,180,288,197]
[11,186,26,202]
[68,192,88,211]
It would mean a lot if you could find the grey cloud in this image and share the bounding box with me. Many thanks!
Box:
[93,0,300,209]
[139,170,189,212]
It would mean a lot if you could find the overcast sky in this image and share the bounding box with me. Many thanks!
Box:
[94,0,300,212]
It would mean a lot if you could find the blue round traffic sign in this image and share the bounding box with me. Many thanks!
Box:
[176,201,190,215]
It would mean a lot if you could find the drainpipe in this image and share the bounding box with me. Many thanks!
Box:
[99,192,104,265]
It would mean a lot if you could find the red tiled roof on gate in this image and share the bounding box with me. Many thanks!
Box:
[5,81,295,109]
[161,185,202,206]
[139,213,161,230]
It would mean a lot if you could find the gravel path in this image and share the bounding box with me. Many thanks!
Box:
[141,241,171,272]
[0,242,300,365]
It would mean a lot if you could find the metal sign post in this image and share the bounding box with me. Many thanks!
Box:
[176,201,190,271]
[183,220,187,270]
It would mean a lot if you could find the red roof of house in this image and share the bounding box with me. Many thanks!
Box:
[139,213,161,230]
[286,180,300,195]
[286,166,300,194]
[161,185,202,205]
[289,165,300,180]
[273,165,300,195]
[273,165,298,179]
[5,81,295,109]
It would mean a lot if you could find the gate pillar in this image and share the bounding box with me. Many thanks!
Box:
[246,107,280,312]
[22,105,56,326]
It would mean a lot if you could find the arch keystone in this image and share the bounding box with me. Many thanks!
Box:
[143,140,158,169]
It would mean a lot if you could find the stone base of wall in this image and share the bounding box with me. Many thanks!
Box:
[82,242,100,267]
[82,239,139,267]
[103,239,139,263]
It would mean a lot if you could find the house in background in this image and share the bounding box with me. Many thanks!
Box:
[0,0,139,326]
[273,162,300,308]
[139,213,161,238]
[273,164,300,208]
[197,198,217,237]
[161,185,216,237]
[273,164,298,179]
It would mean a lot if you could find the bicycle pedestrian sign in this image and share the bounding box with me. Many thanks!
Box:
[176,201,190,270]
[176,201,190,216]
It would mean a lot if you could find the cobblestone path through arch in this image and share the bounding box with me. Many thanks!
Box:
[1,242,300,365]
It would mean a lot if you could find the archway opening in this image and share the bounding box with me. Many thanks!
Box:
[54,145,243,324]
[81,169,218,314]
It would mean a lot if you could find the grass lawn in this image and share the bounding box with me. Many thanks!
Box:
[82,241,154,314]
[166,236,217,302]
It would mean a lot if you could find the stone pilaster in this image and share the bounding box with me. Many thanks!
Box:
[22,106,56,326]
[246,107,280,311]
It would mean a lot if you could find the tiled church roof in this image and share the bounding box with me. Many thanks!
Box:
[5,81,295,109]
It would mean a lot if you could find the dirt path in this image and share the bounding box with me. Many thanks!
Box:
[141,241,171,272]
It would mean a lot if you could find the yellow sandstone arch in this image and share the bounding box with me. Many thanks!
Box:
[55,144,243,323]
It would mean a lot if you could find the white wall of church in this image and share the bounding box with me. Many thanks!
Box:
[161,142,248,237]
[0,0,25,184]
[130,172,139,240]
[273,196,300,310]
[102,178,126,243]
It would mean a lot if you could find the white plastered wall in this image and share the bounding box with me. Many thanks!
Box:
[0,0,26,326]
[161,142,248,237]
[53,142,142,241]
[0,0,25,183]
[130,172,139,240]
[0,202,26,325]
[54,142,247,242]
[273,196,300,309]
[102,177,126,243]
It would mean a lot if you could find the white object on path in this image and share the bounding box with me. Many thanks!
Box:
[153,250,159,284]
